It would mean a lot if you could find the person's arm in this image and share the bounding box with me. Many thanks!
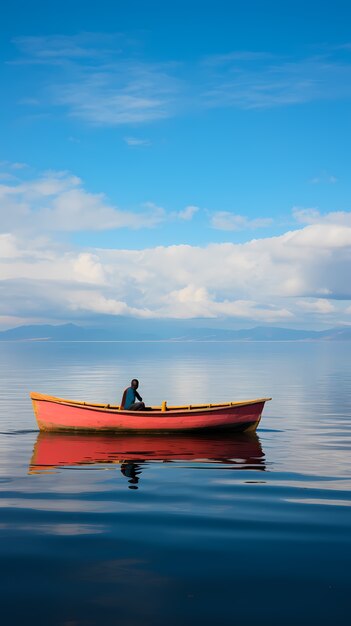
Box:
[135,390,142,401]
[120,389,127,409]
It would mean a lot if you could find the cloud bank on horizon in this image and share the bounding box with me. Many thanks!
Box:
[1,167,351,329]
[1,2,351,329]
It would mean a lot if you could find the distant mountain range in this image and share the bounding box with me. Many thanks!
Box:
[1,322,351,341]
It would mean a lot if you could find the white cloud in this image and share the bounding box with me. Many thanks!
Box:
[68,291,153,318]
[160,285,292,320]
[202,52,351,110]
[309,174,337,184]
[1,171,351,325]
[284,223,351,248]
[293,207,322,224]
[124,137,151,146]
[13,36,351,129]
[47,189,165,231]
[0,234,20,258]
[0,160,29,172]
[293,207,351,227]
[72,253,106,284]
[12,34,180,126]
[297,299,336,314]
[58,77,173,125]
[211,211,272,231]
[11,162,29,170]
[0,171,165,233]
[176,205,199,220]
[2,213,351,324]
[12,33,121,62]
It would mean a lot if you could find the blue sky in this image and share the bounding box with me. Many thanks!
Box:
[1,0,351,328]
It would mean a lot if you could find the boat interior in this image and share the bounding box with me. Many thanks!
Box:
[31,392,271,413]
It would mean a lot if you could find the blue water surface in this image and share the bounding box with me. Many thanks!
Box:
[0,341,350,626]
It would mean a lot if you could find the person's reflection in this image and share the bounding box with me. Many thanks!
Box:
[120,460,145,489]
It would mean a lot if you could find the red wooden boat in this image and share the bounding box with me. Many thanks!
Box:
[30,391,271,433]
[29,431,265,473]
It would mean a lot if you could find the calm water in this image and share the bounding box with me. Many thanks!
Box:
[0,341,350,626]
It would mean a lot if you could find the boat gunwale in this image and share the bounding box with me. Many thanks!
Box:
[30,391,272,415]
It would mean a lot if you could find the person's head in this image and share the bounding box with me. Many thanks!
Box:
[131,379,139,389]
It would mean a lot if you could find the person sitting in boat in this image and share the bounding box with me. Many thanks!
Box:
[120,379,145,411]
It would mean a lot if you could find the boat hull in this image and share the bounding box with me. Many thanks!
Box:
[30,392,270,433]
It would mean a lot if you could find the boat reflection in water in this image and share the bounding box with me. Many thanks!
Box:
[29,432,266,488]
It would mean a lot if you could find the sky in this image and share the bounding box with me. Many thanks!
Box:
[1,0,351,329]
